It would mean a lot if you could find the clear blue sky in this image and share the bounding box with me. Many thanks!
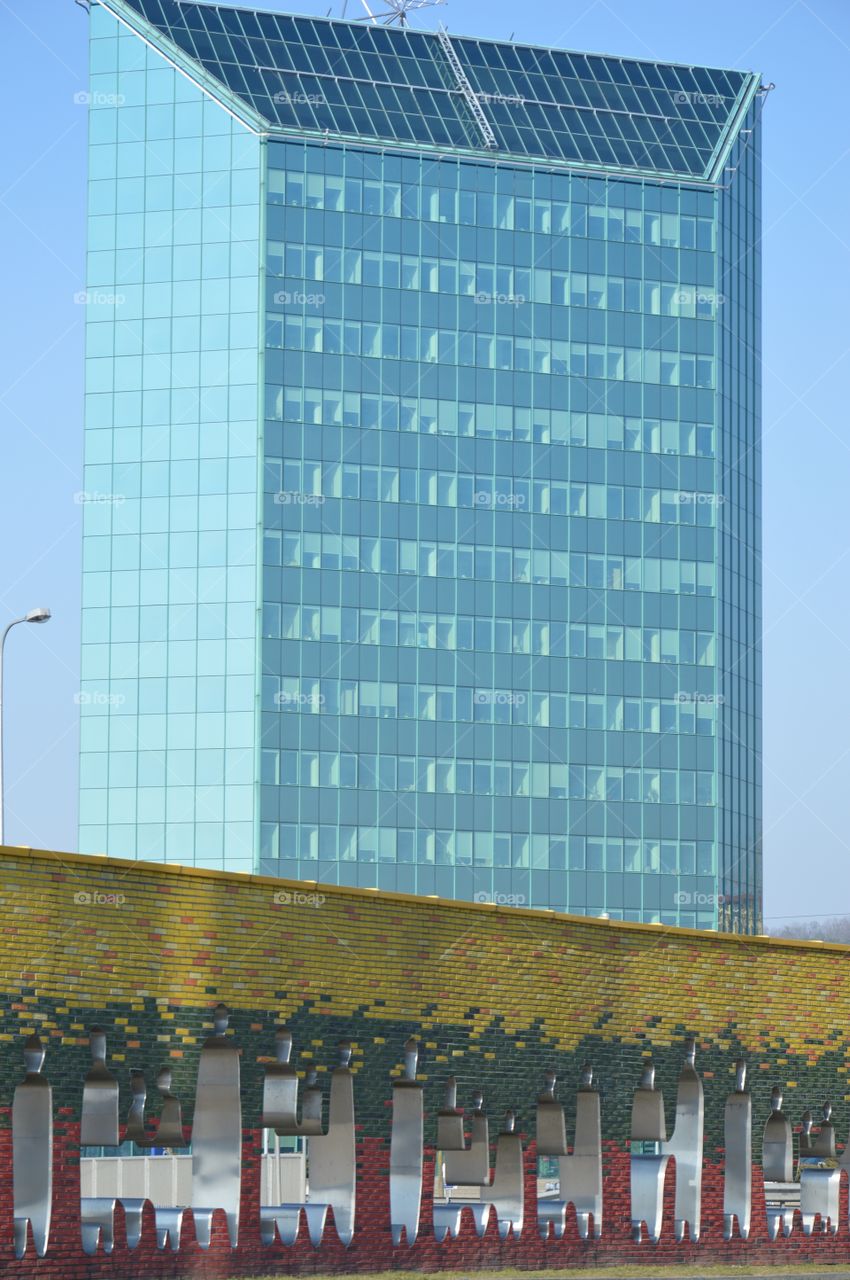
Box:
[2,0,849,927]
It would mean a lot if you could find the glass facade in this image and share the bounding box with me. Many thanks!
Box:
[80,0,763,930]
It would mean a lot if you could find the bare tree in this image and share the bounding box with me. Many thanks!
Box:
[770,917,850,943]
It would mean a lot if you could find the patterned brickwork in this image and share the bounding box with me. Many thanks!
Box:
[1,844,850,1275]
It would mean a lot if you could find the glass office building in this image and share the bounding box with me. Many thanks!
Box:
[79,0,765,930]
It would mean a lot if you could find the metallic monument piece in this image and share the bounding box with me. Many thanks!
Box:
[630,1060,669,1243]
[80,1026,119,1147]
[261,1027,322,1136]
[389,1037,424,1246]
[723,1059,752,1240]
[261,1037,358,1247]
[79,1026,123,1255]
[800,1102,840,1235]
[192,1003,242,1249]
[433,1089,524,1241]
[12,1034,52,1259]
[303,1041,357,1246]
[762,1086,795,1239]
[536,1065,602,1240]
[665,1039,704,1241]
[123,1067,188,1250]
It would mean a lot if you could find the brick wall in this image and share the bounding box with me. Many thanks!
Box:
[1,844,850,1275]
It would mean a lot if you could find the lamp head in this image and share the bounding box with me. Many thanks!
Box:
[25,608,51,624]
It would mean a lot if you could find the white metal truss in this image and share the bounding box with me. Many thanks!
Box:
[436,23,497,150]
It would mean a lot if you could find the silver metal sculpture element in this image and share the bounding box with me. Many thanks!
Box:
[434,1089,523,1241]
[261,1037,357,1247]
[536,1064,602,1240]
[723,1059,751,1240]
[122,1068,187,1250]
[82,1064,187,1255]
[261,1027,322,1136]
[800,1102,840,1235]
[192,1003,241,1249]
[664,1039,704,1241]
[80,1026,119,1147]
[304,1041,357,1246]
[630,1060,669,1243]
[438,1079,490,1184]
[389,1038,424,1246]
[12,1034,52,1258]
[762,1086,795,1239]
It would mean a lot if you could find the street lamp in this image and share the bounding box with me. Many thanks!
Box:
[0,608,51,844]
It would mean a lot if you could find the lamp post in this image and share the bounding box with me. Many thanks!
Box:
[0,608,51,844]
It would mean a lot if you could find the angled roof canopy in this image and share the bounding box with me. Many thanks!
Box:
[104,0,761,181]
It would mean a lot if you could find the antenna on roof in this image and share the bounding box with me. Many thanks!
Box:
[355,0,446,26]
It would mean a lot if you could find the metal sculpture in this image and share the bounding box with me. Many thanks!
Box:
[389,1038,424,1246]
[665,1039,704,1241]
[630,1059,669,1243]
[122,1068,187,1250]
[304,1041,357,1246]
[723,1059,751,1240]
[80,1026,119,1147]
[261,1027,323,1135]
[260,1037,357,1247]
[192,1003,242,1249]
[800,1103,840,1235]
[433,1085,523,1241]
[762,1086,795,1239]
[12,1034,52,1258]
[536,1064,602,1240]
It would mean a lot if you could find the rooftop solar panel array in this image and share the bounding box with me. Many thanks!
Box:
[112,0,755,178]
